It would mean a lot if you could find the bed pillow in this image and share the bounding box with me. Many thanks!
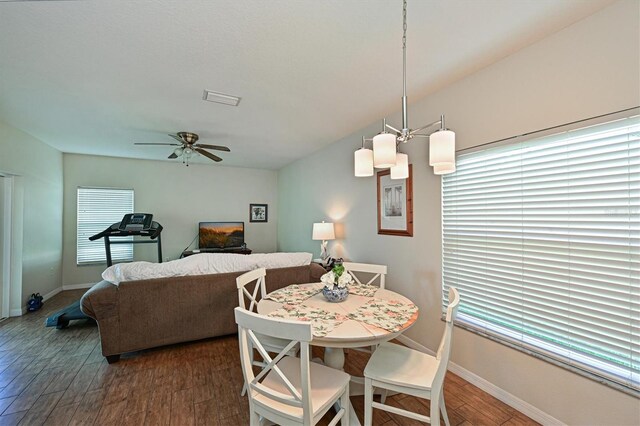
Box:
[102,252,313,285]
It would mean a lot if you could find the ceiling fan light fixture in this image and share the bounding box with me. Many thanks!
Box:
[202,90,241,107]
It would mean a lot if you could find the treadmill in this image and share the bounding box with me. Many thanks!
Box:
[46,213,163,329]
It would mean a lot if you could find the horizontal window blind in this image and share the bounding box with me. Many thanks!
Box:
[442,115,639,393]
[77,187,134,265]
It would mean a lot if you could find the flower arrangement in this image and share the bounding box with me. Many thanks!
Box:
[320,264,353,302]
[320,264,353,288]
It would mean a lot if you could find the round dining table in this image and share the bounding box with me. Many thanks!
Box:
[257,282,418,425]
[258,282,418,369]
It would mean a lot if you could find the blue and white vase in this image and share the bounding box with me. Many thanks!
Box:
[322,285,349,303]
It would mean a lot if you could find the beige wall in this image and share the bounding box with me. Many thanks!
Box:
[277,2,640,425]
[0,120,63,312]
[63,154,278,286]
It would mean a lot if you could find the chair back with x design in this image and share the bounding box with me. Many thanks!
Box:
[343,262,387,289]
[235,307,314,424]
[236,267,267,312]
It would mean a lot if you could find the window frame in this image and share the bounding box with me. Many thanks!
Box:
[441,108,640,397]
[76,186,135,266]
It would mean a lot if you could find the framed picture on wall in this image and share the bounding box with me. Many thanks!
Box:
[377,164,413,236]
[249,204,268,223]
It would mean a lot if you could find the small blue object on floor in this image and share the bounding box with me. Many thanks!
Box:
[45,300,90,329]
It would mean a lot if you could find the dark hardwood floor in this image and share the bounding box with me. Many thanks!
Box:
[0,290,539,425]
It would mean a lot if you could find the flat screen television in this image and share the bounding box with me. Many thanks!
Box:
[198,222,245,249]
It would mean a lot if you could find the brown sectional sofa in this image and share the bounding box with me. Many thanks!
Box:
[81,263,325,363]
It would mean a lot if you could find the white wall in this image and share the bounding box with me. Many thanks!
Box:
[0,120,64,312]
[62,154,278,286]
[277,2,640,425]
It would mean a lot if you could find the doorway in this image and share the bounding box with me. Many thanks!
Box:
[0,175,11,320]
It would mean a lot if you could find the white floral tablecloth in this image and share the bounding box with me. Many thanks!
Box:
[347,298,418,333]
[262,284,418,339]
[348,283,379,298]
[266,284,322,304]
[267,304,349,337]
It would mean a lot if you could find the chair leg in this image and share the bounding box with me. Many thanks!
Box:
[440,393,450,426]
[379,388,388,404]
[364,377,373,426]
[430,393,441,426]
[340,385,350,425]
[249,409,259,426]
[241,341,255,396]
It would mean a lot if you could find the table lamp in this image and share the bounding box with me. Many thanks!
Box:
[312,221,335,262]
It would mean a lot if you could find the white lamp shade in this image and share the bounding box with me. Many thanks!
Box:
[429,130,455,165]
[354,148,374,177]
[433,162,456,175]
[390,153,409,179]
[312,222,335,240]
[373,133,397,168]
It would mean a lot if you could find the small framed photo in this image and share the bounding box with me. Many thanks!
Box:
[377,164,413,236]
[249,204,268,223]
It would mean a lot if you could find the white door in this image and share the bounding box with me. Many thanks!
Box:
[0,176,5,319]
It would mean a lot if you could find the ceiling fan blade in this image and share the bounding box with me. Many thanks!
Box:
[135,143,181,146]
[196,144,231,152]
[168,134,185,143]
[168,152,178,159]
[195,148,223,162]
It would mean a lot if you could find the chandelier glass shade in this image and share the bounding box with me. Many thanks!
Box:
[354,147,374,177]
[429,129,456,165]
[390,152,409,179]
[433,162,456,175]
[373,133,397,168]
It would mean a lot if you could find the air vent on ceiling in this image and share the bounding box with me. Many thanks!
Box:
[202,90,241,106]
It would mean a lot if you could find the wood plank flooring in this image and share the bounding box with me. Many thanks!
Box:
[0,290,539,425]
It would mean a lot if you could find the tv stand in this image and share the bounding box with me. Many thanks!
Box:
[181,247,252,258]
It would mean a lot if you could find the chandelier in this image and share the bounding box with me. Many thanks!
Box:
[355,0,456,179]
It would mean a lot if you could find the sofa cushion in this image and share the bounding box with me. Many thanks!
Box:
[102,252,313,285]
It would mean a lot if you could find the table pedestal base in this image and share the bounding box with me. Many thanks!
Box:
[323,347,345,370]
[322,347,393,425]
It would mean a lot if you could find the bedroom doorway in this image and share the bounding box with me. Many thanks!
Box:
[0,175,7,320]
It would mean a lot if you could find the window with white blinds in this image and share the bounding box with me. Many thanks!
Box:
[77,187,134,265]
[442,114,639,394]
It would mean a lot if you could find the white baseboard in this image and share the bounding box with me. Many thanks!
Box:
[395,335,564,426]
[62,283,94,291]
[9,307,25,317]
[10,286,62,317]
[42,286,62,302]
[7,284,90,317]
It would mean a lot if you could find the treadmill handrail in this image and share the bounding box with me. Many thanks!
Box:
[89,221,163,240]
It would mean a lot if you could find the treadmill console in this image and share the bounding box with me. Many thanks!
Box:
[118,213,153,232]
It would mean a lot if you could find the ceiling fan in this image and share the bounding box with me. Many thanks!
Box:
[134,132,230,166]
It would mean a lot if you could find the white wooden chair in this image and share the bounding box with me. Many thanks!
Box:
[343,262,388,355]
[363,287,460,426]
[234,307,351,426]
[236,267,298,396]
[343,262,387,289]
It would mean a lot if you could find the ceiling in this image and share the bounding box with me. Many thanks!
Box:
[0,0,614,169]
